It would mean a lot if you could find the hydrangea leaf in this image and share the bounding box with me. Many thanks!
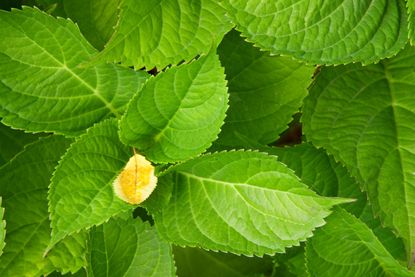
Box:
[215,31,314,147]
[302,46,415,260]
[63,0,119,50]
[0,7,148,136]
[87,215,175,277]
[267,143,366,216]
[145,150,351,256]
[0,136,85,276]
[306,208,415,277]
[173,246,273,277]
[223,0,408,65]
[89,0,232,69]
[49,119,133,248]
[119,53,228,163]
[0,123,41,166]
[267,143,406,262]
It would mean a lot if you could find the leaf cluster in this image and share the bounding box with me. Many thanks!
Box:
[1,0,415,276]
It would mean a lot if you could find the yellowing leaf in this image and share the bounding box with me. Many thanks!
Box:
[113,153,157,205]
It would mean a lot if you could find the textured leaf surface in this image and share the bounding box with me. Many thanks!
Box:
[145,151,349,255]
[49,119,133,247]
[223,0,408,65]
[215,31,313,147]
[267,143,406,262]
[268,143,366,216]
[119,53,228,163]
[63,0,119,49]
[0,123,40,166]
[306,208,415,277]
[302,46,415,258]
[87,215,175,277]
[0,7,148,135]
[174,246,273,277]
[0,137,85,276]
[91,0,232,69]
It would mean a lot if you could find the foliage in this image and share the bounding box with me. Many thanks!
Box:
[0,1,415,276]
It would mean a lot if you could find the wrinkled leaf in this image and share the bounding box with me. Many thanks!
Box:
[145,150,350,256]
[0,7,148,136]
[119,53,228,163]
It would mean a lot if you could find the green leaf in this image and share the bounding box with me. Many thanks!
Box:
[90,0,233,69]
[0,123,41,166]
[0,136,85,276]
[49,118,133,247]
[63,0,119,50]
[173,246,274,277]
[0,198,5,256]
[145,150,350,256]
[215,31,314,147]
[87,215,175,277]
[267,143,366,217]
[0,7,148,136]
[119,53,228,163]
[267,143,406,263]
[223,0,408,65]
[306,208,415,277]
[302,45,415,259]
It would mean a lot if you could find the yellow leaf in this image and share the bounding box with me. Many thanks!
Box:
[113,153,157,204]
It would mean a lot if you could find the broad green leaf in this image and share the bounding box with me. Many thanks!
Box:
[145,150,350,256]
[302,46,415,259]
[90,0,233,69]
[267,143,406,262]
[0,137,85,276]
[215,31,314,147]
[87,215,175,277]
[306,208,415,277]
[0,123,41,166]
[268,143,366,216]
[119,53,228,163]
[0,7,148,136]
[223,0,408,65]
[0,198,5,256]
[174,246,273,277]
[49,118,133,247]
[63,0,119,50]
